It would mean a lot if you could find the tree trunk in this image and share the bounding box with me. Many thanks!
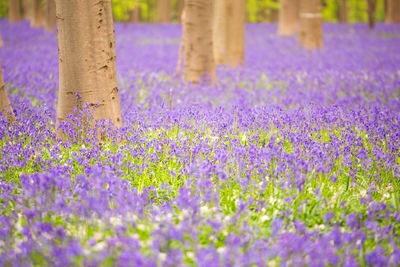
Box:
[337,0,347,23]
[183,0,216,84]
[227,0,245,67]
[22,0,32,20]
[269,0,279,23]
[299,0,323,50]
[213,0,245,67]
[129,5,141,23]
[0,64,15,121]
[278,0,300,36]
[55,0,123,131]
[176,9,185,75]
[45,0,56,32]
[176,0,184,22]
[0,34,3,47]
[386,0,400,23]
[213,0,228,64]
[31,0,45,27]
[8,0,22,22]
[384,0,388,21]
[156,0,171,23]
[367,0,376,28]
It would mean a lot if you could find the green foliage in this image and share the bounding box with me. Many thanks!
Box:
[0,0,388,23]
[322,0,340,22]
[345,0,385,23]
[0,0,7,18]
[246,0,259,23]
[246,0,386,23]
[111,0,138,22]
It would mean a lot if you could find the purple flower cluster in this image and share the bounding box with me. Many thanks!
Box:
[0,20,400,266]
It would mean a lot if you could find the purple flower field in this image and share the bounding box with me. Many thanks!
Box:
[1,20,400,266]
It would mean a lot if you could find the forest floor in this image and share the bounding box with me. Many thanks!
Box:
[1,21,400,266]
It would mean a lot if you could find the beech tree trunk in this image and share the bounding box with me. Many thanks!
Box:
[384,0,388,20]
[213,0,228,64]
[337,0,347,23]
[129,5,141,23]
[227,0,245,67]
[269,0,279,23]
[55,0,123,130]
[31,0,45,27]
[213,0,245,67]
[299,0,323,50]
[8,0,22,23]
[176,9,185,75]
[386,0,400,23]
[156,0,171,23]
[278,0,300,36]
[176,0,184,22]
[183,0,216,84]
[0,64,15,121]
[45,0,56,32]
[367,0,377,29]
[22,0,32,20]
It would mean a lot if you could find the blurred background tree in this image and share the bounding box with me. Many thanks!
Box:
[0,0,388,23]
